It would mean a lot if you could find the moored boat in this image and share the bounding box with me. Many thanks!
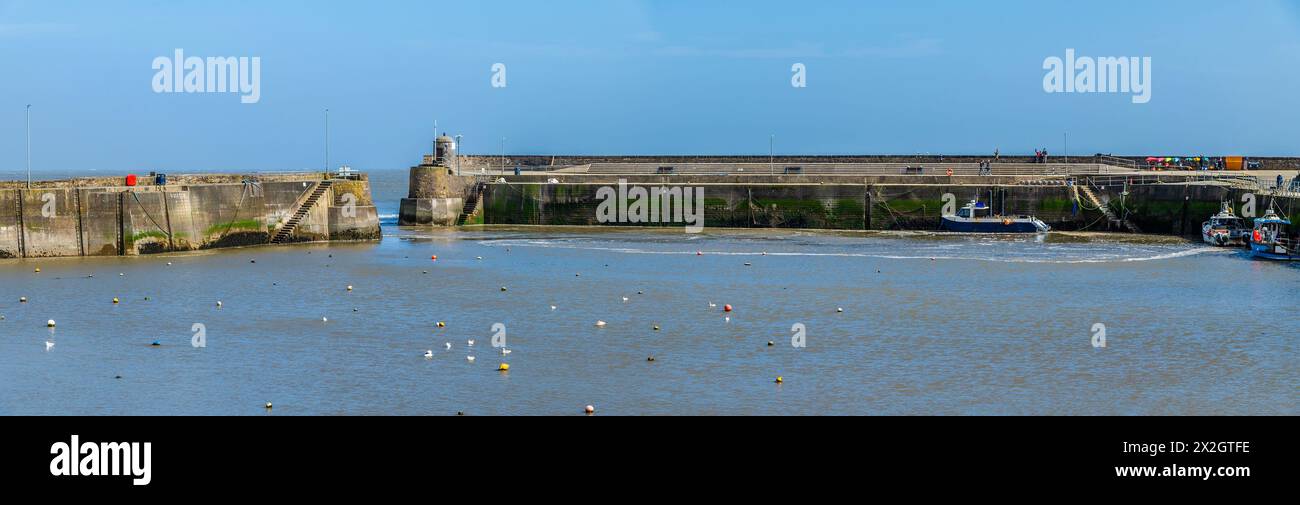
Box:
[940,199,1050,233]
[1248,206,1300,261]
[1202,201,1249,247]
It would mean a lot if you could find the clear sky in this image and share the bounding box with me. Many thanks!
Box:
[2,0,1299,173]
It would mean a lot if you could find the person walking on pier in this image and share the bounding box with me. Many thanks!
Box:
[994,148,1000,162]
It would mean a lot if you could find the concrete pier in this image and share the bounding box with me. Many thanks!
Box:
[0,173,381,258]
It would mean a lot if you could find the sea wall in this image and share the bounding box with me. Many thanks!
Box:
[0,174,381,258]
[481,182,1103,231]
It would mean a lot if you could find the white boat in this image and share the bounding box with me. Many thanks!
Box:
[1201,201,1249,247]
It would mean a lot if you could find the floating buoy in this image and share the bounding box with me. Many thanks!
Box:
[119,273,124,276]
[431,255,437,260]
[836,307,843,313]
[250,259,256,264]
[346,285,353,291]
[46,320,56,327]
[575,273,580,277]
[653,324,660,331]
[476,256,483,260]
[166,262,172,266]
[436,321,445,328]
[34,267,41,273]
[113,298,120,304]
[144,297,150,301]
[767,341,775,346]
[422,271,428,274]
[647,356,655,362]
[585,405,595,414]
[497,363,509,371]
[114,375,122,379]
[500,286,507,292]
[20,297,28,303]
[216,301,223,308]
[775,376,784,384]
[265,402,273,409]
[723,304,733,312]
[151,340,161,347]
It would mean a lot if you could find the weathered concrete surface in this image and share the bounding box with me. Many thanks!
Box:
[0,173,381,258]
[21,189,80,257]
[399,198,462,226]
[481,182,1103,231]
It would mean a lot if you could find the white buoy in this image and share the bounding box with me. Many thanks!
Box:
[585,405,595,414]
[837,307,844,313]
[595,320,607,328]
[346,285,353,291]
[46,319,56,328]
[216,301,223,308]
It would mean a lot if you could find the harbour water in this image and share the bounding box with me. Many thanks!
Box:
[0,169,1296,415]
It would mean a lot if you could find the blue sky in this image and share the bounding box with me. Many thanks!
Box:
[1,0,1299,173]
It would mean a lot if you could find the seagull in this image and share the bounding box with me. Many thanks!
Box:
[322,317,328,323]
[708,302,717,308]
[550,305,557,311]
[621,296,629,303]
[445,342,452,350]
[423,350,433,359]
[725,316,731,323]
[467,339,475,347]
[595,320,607,328]
[45,341,54,351]
[467,356,476,363]
[501,348,512,355]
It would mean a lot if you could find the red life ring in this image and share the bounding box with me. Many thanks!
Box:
[1253,230,1263,243]
[946,168,954,177]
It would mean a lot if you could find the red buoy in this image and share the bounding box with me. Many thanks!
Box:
[431,255,438,260]
[723,304,733,312]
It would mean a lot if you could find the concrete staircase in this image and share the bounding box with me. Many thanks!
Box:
[455,183,484,226]
[270,180,332,243]
[1079,184,1141,233]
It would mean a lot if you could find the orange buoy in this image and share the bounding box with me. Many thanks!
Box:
[723,304,733,312]
[431,255,438,260]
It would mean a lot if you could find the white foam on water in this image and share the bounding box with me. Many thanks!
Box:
[475,237,1230,264]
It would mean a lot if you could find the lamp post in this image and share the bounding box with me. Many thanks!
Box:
[769,134,774,175]
[500,137,506,174]
[26,104,32,189]
[324,108,330,173]
[455,135,463,176]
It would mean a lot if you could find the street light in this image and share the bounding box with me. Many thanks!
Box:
[324,108,330,173]
[26,104,32,189]
[500,137,506,174]
[769,134,774,175]
[455,134,463,176]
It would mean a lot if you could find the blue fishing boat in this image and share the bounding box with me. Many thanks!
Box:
[940,198,1050,233]
[1248,206,1299,261]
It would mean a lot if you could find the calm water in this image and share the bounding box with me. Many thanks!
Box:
[1,169,1296,415]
